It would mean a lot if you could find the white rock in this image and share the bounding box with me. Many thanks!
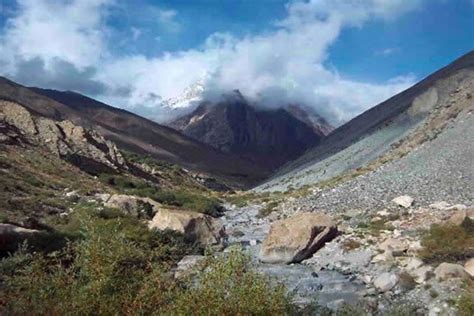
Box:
[434,262,469,281]
[429,201,451,211]
[377,209,390,217]
[373,272,399,292]
[463,258,474,277]
[405,257,424,271]
[392,195,414,208]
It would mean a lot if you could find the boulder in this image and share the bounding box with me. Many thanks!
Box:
[448,208,474,226]
[0,223,39,252]
[148,208,225,245]
[434,263,469,281]
[463,258,474,278]
[174,255,206,279]
[259,212,338,264]
[373,272,399,292]
[103,194,159,218]
[391,195,414,208]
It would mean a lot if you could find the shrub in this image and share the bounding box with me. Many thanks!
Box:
[0,208,293,315]
[171,247,293,315]
[420,222,474,263]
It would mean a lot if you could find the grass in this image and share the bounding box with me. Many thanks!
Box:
[0,205,293,315]
[419,219,474,263]
[99,173,224,217]
[458,280,474,316]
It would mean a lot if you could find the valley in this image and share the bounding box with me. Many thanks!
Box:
[0,43,473,316]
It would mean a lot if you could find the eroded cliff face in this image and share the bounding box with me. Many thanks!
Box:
[0,100,127,174]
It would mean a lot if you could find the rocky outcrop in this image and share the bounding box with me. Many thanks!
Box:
[0,101,127,173]
[98,194,159,219]
[0,223,39,252]
[259,212,338,264]
[148,208,225,245]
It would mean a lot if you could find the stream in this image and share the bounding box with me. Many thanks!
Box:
[220,204,366,309]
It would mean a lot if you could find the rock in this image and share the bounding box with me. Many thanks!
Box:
[391,195,414,208]
[412,265,434,283]
[405,257,424,271]
[377,209,390,217]
[103,194,159,218]
[0,101,127,171]
[0,223,39,252]
[259,212,338,264]
[397,271,417,291]
[379,238,408,256]
[434,263,469,281]
[373,272,399,292]
[463,258,474,277]
[448,208,474,226]
[429,201,451,211]
[371,251,394,263]
[174,255,206,279]
[149,208,225,245]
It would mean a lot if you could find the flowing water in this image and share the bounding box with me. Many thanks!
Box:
[221,204,366,308]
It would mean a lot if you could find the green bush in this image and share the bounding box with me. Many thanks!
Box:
[0,209,292,315]
[420,221,474,263]
[171,247,293,315]
[99,174,223,216]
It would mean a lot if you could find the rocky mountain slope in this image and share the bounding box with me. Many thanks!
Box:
[169,91,332,169]
[0,77,268,188]
[258,50,474,204]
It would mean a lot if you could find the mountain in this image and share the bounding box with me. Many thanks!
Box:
[257,51,474,208]
[169,91,331,170]
[0,77,268,188]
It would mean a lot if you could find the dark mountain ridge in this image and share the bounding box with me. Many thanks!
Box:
[169,91,332,170]
[0,77,268,188]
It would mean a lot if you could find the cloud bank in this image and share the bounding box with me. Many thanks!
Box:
[0,0,422,125]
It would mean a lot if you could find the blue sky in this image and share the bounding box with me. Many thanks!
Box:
[0,0,473,124]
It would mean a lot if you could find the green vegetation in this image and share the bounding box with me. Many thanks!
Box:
[0,205,292,315]
[257,201,279,218]
[99,173,224,217]
[419,219,474,263]
[0,147,101,223]
[458,281,474,316]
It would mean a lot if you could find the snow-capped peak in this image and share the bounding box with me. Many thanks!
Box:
[161,79,205,109]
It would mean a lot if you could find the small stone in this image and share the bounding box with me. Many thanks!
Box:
[374,272,399,292]
[392,195,414,208]
[412,265,434,283]
[379,238,408,256]
[434,262,469,281]
[405,257,424,271]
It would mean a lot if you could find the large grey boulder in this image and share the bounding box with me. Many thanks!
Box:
[259,212,338,264]
[434,262,470,281]
[148,208,225,245]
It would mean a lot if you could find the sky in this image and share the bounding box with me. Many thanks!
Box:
[0,0,473,125]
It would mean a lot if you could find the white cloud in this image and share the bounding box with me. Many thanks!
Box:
[0,0,423,125]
